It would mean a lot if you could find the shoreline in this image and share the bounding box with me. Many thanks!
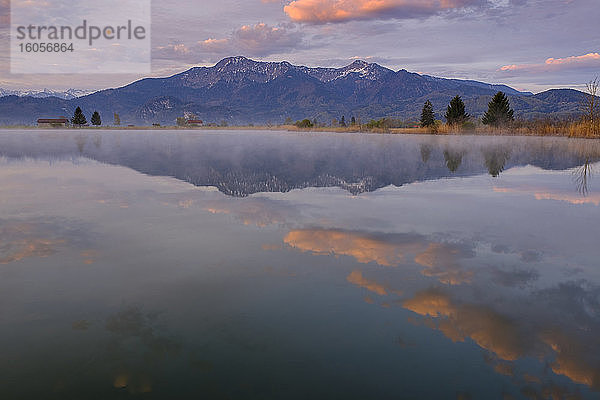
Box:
[0,123,598,139]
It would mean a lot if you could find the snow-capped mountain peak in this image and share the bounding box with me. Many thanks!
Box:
[0,88,93,99]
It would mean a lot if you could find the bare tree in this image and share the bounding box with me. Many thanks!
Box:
[581,77,599,135]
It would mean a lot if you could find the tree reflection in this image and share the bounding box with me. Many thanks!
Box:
[574,158,593,196]
[104,306,181,394]
[420,144,433,164]
[93,134,102,149]
[75,134,87,154]
[571,142,599,196]
[444,149,464,173]
[483,146,512,177]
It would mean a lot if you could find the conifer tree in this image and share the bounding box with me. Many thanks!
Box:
[71,107,87,126]
[351,116,356,125]
[482,91,514,127]
[445,96,469,125]
[113,113,120,126]
[340,116,346,127]
[91,111,101,126]
[420,100,435,127]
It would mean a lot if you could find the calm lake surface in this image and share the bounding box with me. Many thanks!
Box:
[1,129,599,399]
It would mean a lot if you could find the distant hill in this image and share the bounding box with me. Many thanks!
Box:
[0,56,588,125]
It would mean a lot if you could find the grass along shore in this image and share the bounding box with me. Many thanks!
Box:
[287,119,600,138]
[1,120,599,138]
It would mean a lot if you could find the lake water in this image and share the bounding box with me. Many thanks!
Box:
[1,130,599,399]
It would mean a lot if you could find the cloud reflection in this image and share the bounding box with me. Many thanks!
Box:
[346,270,388,296]
[494,186,600,206]
[0,221,65,264]
[403,287,600,390]
[542,331,600,389]
[403,289,527,361]
[285,229,474,284]
[284,229,408,267]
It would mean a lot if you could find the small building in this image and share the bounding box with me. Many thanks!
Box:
[186,119,203,127]
[37,118,69,127]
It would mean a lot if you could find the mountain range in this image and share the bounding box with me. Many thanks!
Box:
[0,88,92,100]
[0,56,587,126]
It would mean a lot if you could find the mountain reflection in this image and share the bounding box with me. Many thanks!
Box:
[0,131,598,197]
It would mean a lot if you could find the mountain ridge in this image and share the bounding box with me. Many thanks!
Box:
[0,56,586,125]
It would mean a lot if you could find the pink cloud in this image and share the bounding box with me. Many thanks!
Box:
[283,0,482,23]
[500,52,600,74]
[155,22,303,62]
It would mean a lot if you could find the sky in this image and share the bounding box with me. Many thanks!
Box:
[0,0,599,93]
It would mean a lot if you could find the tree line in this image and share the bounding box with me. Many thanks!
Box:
[70,107,102,126]
[70,108,125,127]
[420,91,515,129]
[290,92,516,131]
